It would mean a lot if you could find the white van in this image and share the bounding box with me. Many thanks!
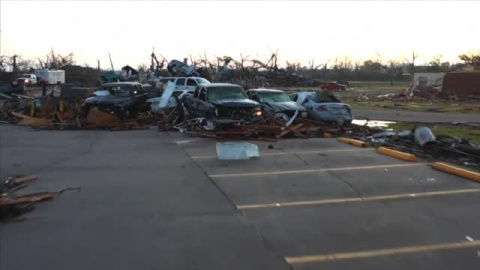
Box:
[156,77,210,97]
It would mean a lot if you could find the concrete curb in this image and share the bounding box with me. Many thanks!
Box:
[337,137,367,147]
[431,162,480,183]
[376,147,418,162]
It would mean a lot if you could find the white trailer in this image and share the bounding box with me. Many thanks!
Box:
[35,69,65,85]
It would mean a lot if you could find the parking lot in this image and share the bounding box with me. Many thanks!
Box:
[1,125,480,270]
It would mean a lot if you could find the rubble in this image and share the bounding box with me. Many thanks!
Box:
[0,175,54,221]
[359,126,480,171]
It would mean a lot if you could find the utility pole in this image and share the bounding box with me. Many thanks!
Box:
[108,53,114,71]
[97,59,100,71]
[12,55,17,73]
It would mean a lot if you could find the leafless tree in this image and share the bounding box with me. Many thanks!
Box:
[458,50,480,67]
[37,48,75,69]
[387,59,398,86]
[0,54,33,72]
[404,51,418,74]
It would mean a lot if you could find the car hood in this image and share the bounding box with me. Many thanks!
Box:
[211,98,260,108]
[264,101,306,112]
[85,96,131,105]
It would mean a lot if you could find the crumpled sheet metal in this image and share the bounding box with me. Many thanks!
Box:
[147,81,177,113]
[216,142,260,160]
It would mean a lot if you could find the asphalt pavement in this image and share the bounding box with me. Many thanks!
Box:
[354,108,480,123]
[1,126,480,270]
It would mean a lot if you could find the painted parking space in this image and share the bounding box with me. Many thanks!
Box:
[186,138,480,269]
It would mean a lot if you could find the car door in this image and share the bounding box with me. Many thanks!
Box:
[195,87,213,117]
[186,78,198,93]
[185,87,203,117]
[175,78,186,91]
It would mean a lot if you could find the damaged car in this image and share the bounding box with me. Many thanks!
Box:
[82,82,149,118]
[246,89,307,124]
[183,83,263,126]
[290,91,353,125]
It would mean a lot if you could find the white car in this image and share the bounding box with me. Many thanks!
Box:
[153,77,210,98]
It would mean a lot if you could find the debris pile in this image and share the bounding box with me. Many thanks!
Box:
[0,175,54,220]
[0,82,160,131]
[351,126,480,171]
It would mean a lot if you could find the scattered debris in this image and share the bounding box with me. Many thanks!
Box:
[413,127,436,146]
[0,175,54,221]
[360,126,480,171]
[85,107,121,128]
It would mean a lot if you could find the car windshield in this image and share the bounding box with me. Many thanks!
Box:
[207,86,247,101]
[196,78,210,84]
[101,85,131,97]
[20,75,31,78]
[258,92,291,103]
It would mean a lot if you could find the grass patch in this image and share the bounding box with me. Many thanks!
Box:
[344,99,480,114]
[387,122,480,145]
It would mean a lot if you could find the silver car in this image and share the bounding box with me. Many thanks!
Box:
[289,91,354,125]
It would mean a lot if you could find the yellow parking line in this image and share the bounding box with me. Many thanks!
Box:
[286,240,480,264]
[237,188,480,210]
[191,148,373,160]
[209,163,428,179]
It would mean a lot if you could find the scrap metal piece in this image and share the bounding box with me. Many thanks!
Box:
[216,142,260,160]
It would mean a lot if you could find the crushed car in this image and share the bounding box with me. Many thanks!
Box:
[320,82,347,91]
[246,88,307,124]
[152,77,210,98]
[290,91,353,125]
[182,83,263,128]
[82,82,149,118]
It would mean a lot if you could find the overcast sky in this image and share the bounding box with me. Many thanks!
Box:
[1,1,479,69]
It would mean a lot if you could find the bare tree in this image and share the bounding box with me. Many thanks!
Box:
[458,50,480,67]
[404,51,418,74]
[0,54,33,72]
[387,59,398,86]
[41,48,74,69]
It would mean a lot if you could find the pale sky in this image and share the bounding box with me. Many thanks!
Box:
[1,1,479,69]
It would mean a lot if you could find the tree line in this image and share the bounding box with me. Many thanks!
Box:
[1,49,479,83]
